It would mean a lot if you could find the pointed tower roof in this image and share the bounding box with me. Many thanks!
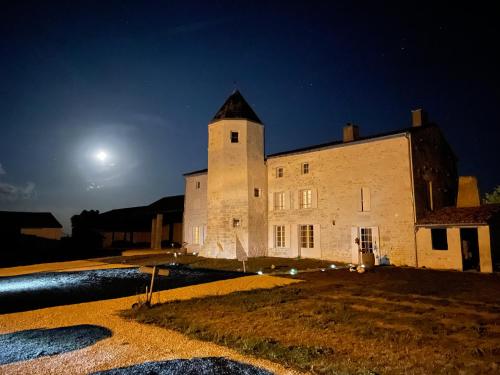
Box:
[210,90,262,124]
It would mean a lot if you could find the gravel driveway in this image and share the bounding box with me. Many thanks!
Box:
[0,264,301,375]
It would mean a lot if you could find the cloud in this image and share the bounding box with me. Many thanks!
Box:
[0,181,36,201]
[0,163,5,175]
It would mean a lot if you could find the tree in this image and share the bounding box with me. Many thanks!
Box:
[483,185,500,204]
[71,210,103,249]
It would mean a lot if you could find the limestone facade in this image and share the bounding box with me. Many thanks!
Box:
[182,91,475,269]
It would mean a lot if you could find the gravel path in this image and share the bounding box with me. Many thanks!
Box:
[0,260,134,277]
[0,273,302,375]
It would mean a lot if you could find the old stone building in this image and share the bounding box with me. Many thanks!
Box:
[183,91,497,272]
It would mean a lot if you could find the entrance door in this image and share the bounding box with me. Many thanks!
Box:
[460,228,479,271]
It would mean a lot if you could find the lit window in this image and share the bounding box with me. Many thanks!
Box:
[233,218,241,227]
[360,227,373,252]
[275,225,285,248]
[231,131,239,143]
[196,181,201,189]
[301,163,309,174]
[192,226,200,244]
[274,192,285,210]
[431,228,448,250]
[300,189,312,209]
[254,188,261,197]
[276,167,284,178]
[300,225,314,248]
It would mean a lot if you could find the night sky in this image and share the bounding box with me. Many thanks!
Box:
[1,1,498,233]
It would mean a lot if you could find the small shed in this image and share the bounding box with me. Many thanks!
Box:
[416,204,500,272]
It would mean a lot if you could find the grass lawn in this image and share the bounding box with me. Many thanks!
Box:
[104,253,339,273]
[122,266,500,374]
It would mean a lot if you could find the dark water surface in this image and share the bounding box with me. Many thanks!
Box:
[0,267,242,314]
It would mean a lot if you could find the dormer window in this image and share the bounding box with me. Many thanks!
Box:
[230,131,239,143]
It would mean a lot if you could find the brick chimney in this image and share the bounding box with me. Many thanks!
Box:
[456,176,480,208]
[411,109,428,127]
[343,123,359,142]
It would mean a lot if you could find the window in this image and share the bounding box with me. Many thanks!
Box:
[360,187,371,212]
[360,227,373,252]
[254,188,261,197]
[276,167,284,178]
[300,189,312,209]
[233,218,241,228]
[431,228,448,250]
[196,181,201,189]
[274,192,285,210]
[300,225,314,248]
[230,131,239,143]
[192,226,200,244]
[301,162,309,174]
[275,225,285,248]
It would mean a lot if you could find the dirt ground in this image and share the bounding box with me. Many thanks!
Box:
[127,267,500,374]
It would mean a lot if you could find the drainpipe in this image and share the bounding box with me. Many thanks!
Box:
[407,133,419,268]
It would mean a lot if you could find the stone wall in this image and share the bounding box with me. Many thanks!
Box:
[203,119,267,258]
[21,227,62,240]
[416,227,463,270]
[410,126,458,219]
[267,134,417,266]
[183,172,208,253]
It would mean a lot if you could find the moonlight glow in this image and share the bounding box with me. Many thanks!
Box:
[95,150,108,162]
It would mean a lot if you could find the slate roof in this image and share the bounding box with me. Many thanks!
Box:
[183,168,208,176]
[96,195,184,231]
[417,204,500,226]
[267,123,439,158]
[0,211,62,229]
[211,90,262,124]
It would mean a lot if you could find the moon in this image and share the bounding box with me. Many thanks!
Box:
[95,150,108,162]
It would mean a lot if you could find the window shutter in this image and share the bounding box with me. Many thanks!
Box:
[370,226,380,265]
[293,190,299,209]
[312,189,318,208]
[269,225,275,249]
[285,191,291,209]
[314,224,320,250]
[269,193,274,211]
[363,187,371,211]
[285,224,291,248]
[351,227,360,264]
[357,189,363,212]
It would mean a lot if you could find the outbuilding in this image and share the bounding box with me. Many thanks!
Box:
[416,204,500,272]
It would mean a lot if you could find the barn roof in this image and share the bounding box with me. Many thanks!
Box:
[417,204,500,226]
[96,195,184,231]
[0,211,62,229]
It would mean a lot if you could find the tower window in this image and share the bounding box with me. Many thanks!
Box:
[254,188,261,197]
[230,131,239,143]
[276,167,284,178]
[233,218,241,227]
[196,181,201,189]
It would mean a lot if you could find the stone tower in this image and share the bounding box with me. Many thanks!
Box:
[202,91,267,258]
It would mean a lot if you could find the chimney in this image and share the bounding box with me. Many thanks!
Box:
[411,108,428,127]
[343,123,359,142]
[456,176,480,208]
